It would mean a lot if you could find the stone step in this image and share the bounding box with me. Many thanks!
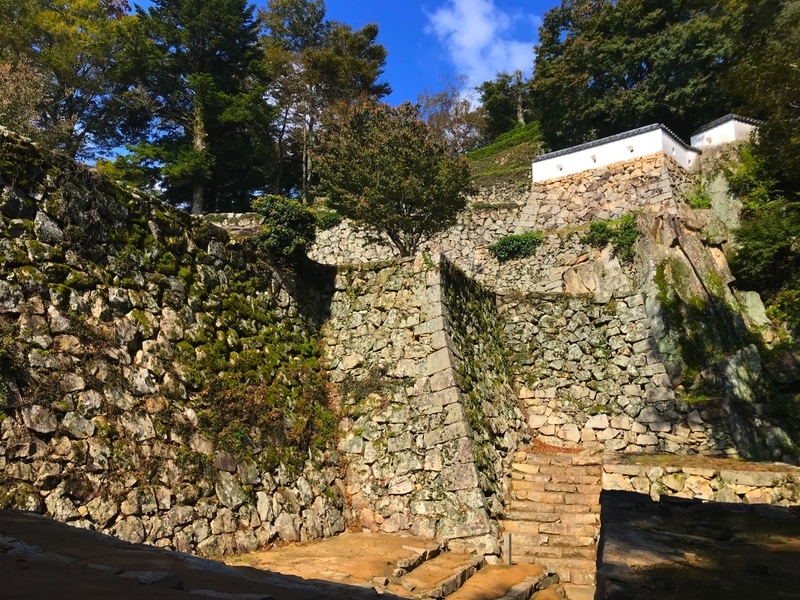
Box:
[561,584,596,600]
[505,501,597,515]
[445,564,554,600]
[507,544,596,559]
[397,552,485,598]
[509,561,595,586]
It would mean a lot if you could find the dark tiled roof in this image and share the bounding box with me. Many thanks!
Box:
[532,123,699,164]
[691,114,764,136]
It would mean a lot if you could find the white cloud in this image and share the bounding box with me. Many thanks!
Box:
[426,0,539,88]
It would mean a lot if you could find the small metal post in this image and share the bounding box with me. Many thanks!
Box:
[503,532,512,565]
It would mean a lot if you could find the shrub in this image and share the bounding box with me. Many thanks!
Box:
[315,101,472,257]
[251,195,317,258]
[315,208,342,230]
[686,185,712,209]
[489,230,543,262]
[582,214,640,262]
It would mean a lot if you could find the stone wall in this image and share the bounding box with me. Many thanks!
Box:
[324,255,527,555]
[308,153,686,296]
[498,293,740,457]
[603,456,800,506]
[0,130,346,556]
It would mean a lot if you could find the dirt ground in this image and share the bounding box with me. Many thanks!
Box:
[598,490,800,599]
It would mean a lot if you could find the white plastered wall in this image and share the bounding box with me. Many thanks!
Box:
[690,120,757,149]
[532,128,699,183]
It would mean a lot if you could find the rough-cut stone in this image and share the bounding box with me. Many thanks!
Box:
[215,472,248,509]
[22,406,58,434]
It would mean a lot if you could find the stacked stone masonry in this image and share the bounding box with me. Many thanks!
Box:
[0,130,346,557]
[310,153,684,295]
[502,448,602,586]
[498,293,739,457]
[325,255,527,555]
[602,457,800,506]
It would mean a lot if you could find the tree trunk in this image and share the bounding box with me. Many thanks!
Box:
[192,109,207,215]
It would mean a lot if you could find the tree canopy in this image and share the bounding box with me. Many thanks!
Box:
[314,101,471,256]
[530,0,741,150]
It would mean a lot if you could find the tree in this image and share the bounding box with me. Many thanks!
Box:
[314,101,472,257]
[262,0,390,199]
[417,75,485,156]
[728,0,800,190]
[477,71,533,142]
[531,0,741,150]
[120,0,272,214]
[0,59,44,139]
[0,0,138,159]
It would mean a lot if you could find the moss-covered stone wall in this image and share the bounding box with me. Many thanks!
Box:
[0,129,345,555]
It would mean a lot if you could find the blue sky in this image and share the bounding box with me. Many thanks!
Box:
[135,0,557,104]
[323,0,556,104]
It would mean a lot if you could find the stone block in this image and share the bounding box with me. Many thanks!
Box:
[558,424,581,443]
[441,463,480,491]
[430,368,458,392]
[431,386,461,407]
[585,414,609,430]
[423,421,471,448]
[423,347,455,376]
[719,470,785,488]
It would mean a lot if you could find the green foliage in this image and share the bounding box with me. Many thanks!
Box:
[686,185,712,209]
[0,0,137,159]
[118,0,273,213]
[729,197,800,337]
[466,122,541,162]
[728,0,800,190]
[581,214,640,263]
[315,101,472,257]
[314,207,342,230]
[722,144,777,213]
[263,0,391,199]
[489,231,543,263]
[532,0,741,149]
[251,194,317,258]
[477,71,533,142]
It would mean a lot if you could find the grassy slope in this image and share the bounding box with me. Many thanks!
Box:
[466,123,543,188]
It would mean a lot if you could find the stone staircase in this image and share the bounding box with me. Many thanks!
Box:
[501,445,603,599]
[392,550,559,599]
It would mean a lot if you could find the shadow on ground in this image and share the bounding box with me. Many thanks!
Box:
[0,510,407,600]
[596,490,800,600]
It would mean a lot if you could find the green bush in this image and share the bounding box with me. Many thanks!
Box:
[489,230,543,262]
[315,208,343,230]
[581,214,640,262]
[686,185,712,209]
[251,195,317,258]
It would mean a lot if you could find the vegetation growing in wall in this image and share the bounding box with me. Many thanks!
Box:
[655,260,751,386]
[581,214,640,263]
[686,184,713,209]
[724,144,800,337]
[489,231,543,263]
[314,208,343,230]
[0,130,339,480]
[440,260,527,488]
